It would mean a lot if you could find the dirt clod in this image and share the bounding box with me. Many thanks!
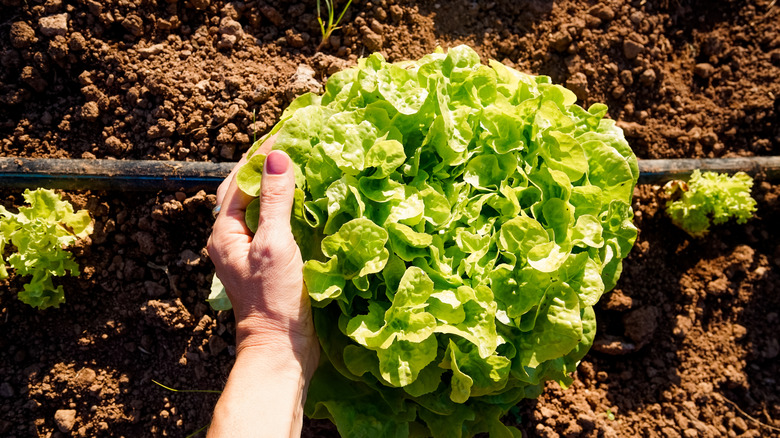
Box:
[623,39,644,60]
[54,409,77,433]
[694,63,716,79]
[10,21,37,48]
[38,13,68,37]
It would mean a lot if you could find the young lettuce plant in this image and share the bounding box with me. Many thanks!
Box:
[211,45,638,437]
[0,189,92,309]
[664,170,757,237]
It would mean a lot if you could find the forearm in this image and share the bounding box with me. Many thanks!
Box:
[207,346,309,438]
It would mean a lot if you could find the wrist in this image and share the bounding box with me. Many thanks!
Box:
[235,319,320,380]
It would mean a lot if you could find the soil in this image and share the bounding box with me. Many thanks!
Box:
[0,0,778,437]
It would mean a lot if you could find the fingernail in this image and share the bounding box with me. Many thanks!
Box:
[265,150,288,175]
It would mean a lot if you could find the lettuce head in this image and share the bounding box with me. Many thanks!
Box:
[213,45,638,437]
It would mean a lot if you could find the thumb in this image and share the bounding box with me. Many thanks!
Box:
[255,150,295,233]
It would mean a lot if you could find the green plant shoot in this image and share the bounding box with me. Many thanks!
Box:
[316,0,353,49]
[0,189,92,309]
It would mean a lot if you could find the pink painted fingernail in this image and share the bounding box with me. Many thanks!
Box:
[265,151,288,175]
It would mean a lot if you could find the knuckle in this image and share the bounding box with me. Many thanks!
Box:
[251,231,295,265]
[260,181,290,204]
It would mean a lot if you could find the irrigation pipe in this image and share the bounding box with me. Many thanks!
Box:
[1,156,779,192]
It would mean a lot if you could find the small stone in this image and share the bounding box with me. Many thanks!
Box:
[550,30,572,52]
[217,34,238,49]
[588,4,615,21]
[218,17,243,49]
[80,101,100,122]
[370,19,384,35]
[68,32,87,52]
[121,14,143,37]
[584,14,602,28]
[362,26,383,52]
[623,39,644,60]
[54,409,77,433]
[731,416,747,433]
[386,4,402,21]
[219,17,242,36]
[105,136,126,154]
[39,13,68,37]
[285,29,305,48]
[694,63,715,79]
[601,289,634,311]
[10,21,37,48]
[639,68,656,86]
[74,368,97,387]
[137,43,165,58]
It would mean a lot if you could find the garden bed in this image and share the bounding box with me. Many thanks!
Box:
[1,0,779,436]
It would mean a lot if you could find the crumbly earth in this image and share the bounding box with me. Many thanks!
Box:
[1,0,779,437]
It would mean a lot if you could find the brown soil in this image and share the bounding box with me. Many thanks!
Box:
[1,0,778,437]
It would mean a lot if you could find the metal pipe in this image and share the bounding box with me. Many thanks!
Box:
[1,156,779,192]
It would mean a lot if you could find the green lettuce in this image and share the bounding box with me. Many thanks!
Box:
[664,170,756,237]
[0,189,93,309]
[213,45,638,437]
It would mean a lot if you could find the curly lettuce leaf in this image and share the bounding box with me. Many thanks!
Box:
[1,189,92,309]
[665,170,757,237]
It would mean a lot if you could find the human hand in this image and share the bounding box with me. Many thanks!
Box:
[207,137,319,379]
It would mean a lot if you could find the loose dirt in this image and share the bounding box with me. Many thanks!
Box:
[1,0,778,436]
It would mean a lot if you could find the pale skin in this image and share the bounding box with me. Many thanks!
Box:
[206,136,319,438]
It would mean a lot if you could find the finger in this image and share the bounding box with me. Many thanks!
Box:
[210,167,255,261]
[253,150,295,238]
[216,134,278,206]
[216,157,246,209]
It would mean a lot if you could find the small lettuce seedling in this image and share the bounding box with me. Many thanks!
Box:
[665,170,757,237]
[0,189,92,309]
